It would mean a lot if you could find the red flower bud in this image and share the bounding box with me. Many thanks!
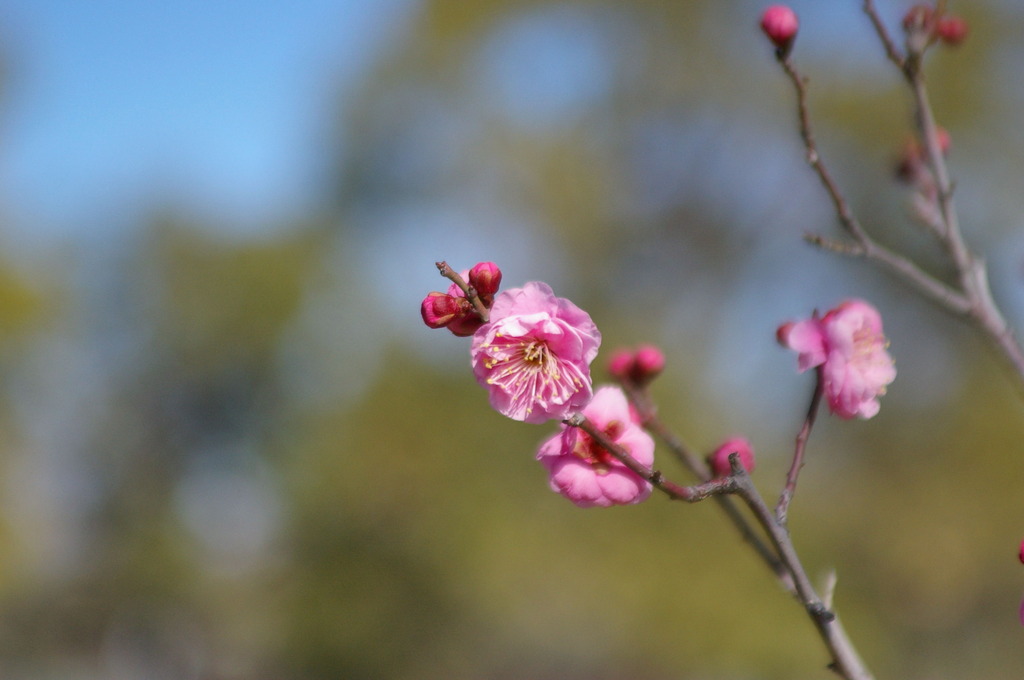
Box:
[468,261,502,302]
[421,292,463,329]
[633,344,665,381]
[760,5,799,52]
[1018,539,1024,565]
[708,437,756,477]
[421,291,482,336]
[936,16,968,46]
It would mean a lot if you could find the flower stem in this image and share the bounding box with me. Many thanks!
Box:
[776,367,825,524]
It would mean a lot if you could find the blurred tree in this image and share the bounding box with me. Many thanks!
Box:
[2,1,1024,679]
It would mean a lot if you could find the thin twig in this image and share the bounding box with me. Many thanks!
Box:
[862,0,906,71]
[776,367,825,524]
[904,58,1024,388]
[779,57,870,245]
[778,56,971,314]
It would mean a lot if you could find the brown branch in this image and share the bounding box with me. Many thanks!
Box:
[729,457,874,680]
[862,0,906,71]
[571,400,873,679]
[565,415,735,503]
[618,381,795,591]
[777,52,972,315]
[776,367,825,524]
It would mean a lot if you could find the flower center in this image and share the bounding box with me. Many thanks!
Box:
[522,340,548,364]
[481,332,587,419]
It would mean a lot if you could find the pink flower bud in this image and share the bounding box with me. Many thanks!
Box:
[760,5,799,52]
[421,291,463,329]
[633,344,665,381]
[607,348,635,380]
[420,291,482,336]
[1018,539,1024,565]
[468,261,502,303]
[708,437,756,477]
[935,127,952,155]
[936,16,968,46]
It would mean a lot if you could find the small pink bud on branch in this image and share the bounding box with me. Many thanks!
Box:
[760,5,799,57]
[936,15,969,46]
[708,437,756,478]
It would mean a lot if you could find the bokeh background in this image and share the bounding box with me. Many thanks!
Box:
[0,0,1022,678]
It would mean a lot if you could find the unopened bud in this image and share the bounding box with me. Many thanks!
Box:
[760,5,799,54]
[1018,539,1024,565]
[468,261,502,303]
[421,292,463,329]
[421,291,482,336]
[708,437,756,477]
[633,344,665,381]
[936,16,968,46]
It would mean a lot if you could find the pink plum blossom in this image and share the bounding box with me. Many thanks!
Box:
[537,386,653,508]
[708,436,755,477]
[471,282,601,423]
[777,299,896,419]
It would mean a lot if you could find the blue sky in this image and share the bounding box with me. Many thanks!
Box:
[2,0,414,241]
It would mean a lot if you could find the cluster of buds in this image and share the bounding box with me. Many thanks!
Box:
[903,4,969,49]
[420,261,502,336]
[607,344,666,387]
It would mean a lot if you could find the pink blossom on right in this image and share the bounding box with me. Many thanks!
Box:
[777,300,896,419]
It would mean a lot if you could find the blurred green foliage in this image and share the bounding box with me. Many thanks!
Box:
[2,1,1024,679]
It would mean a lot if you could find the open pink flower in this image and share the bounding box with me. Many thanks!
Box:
[471,282,600,423]
[777,300,896,419]
[537,386,653,508]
